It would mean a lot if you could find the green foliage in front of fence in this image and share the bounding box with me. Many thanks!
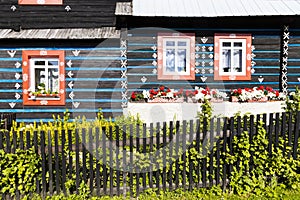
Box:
[0,148,42,196]
[227,120,300,198]
[2,103,300,199]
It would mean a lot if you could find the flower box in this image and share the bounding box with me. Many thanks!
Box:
[230,96,239,102]
[210,98,224,103]
[148,97,184,103]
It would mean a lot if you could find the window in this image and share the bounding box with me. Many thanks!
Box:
[157,33,195,80]
[214,33,252,80]
[22,50,65,106]
[18,0,63,5]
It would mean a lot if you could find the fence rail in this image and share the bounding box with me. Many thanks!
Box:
[0,111,300,199]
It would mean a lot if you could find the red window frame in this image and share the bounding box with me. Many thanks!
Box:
[18,0,63,5]
[22,50,65,106]
[157,33,195,80]
[214,33,252,81]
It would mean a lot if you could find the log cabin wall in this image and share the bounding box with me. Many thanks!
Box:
[0,0,130,30]
[125,17,283,94]
[0,39,123,122]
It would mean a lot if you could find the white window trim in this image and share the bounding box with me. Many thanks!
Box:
[162,38,191,76]
[219,38,247,76]
[29,58,60,100]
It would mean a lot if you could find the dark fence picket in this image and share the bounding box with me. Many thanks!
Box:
[162,122,167,191]
[122,125,127,197]
[116,126,121,196]
[268,113,274,156]
[249,115,254,171]
[281,112,287,155]
[12,131,17,154]
[0,130,3,150]
[54,130,60,194]
[61,130,67,195]
[68,130,73,180]
[82,128,87,184]
[129,124,134,197]
[136,124,140,197]
[188,120,194,191]
[155,122,160,194]
[5,131,10,153]
[168,121,174,191]
[182,120,187,190]
[228,117,234,186]
[26,130,31,150]
[95,127,101,196]
[274,113,280,150]
[215,118,221,186]
[40,130,46,197]
[19,131,24,150]
[109,126,114,197]
[202,118,208,188]
[89,128,94,194]
[34,130,40,194]
[175,121,180,189]
[195,119,201,188]
[288,112,293,155]
[149,123,154,189]
[209,118,214,187]
[102,126,108,195]
[142,124,147,191]
[263,113,267,131]
[75,129,80,195]
[48,130,53,195]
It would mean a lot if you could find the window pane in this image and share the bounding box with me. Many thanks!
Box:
[48,61,59,66]
[34,61,45,65]
[234,42,243,47]
[177,49,186,72]
[166,41,175,46]
[221,49,231,72]
[233,50,242,72]
[48,68,59,93]
[222,42,231,47]
[166,49,175,72]
[177,41,187,46]
[35,69,46,92]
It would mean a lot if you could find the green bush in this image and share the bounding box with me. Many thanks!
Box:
[0,148,42,196]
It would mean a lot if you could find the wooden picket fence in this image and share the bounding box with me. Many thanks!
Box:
[0,111,300,199]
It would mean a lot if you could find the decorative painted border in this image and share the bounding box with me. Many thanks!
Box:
[157,33,195,80]
[22,50,66,106]
[214,33,252,81]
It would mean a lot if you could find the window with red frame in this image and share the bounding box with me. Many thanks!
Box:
[157,33,195,80]
[22,50,65,106]
[214,33,252,81]
[18,0,63,5]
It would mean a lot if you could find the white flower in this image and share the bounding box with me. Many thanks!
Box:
[143,90,150,98]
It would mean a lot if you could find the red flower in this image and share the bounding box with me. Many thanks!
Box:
[275,91,279,97]
[131,92,136,99]
[150,89,155,94]
[266,86,273,92]
[161,92,166,96]
[212,90,217,95]
[150,94,154,98]
[159,86,165,91]
[258,86,264,91]
[237,88,242,95]
[167,88,171,93]
[194,90,198,95]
